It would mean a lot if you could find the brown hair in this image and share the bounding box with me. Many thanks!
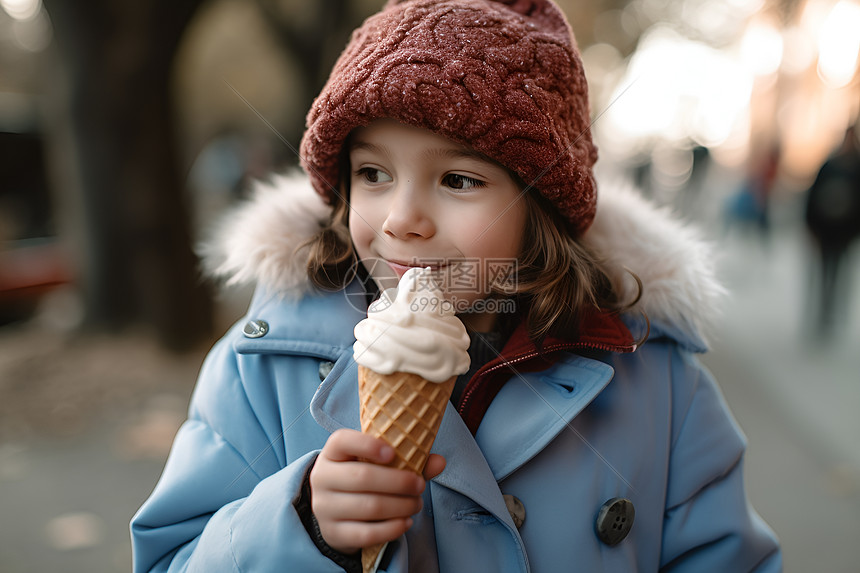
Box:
[303,180,635,347]
[305,197,355,291]
[510,191,630,345]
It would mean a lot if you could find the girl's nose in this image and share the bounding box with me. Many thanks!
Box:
[382,185,435,239]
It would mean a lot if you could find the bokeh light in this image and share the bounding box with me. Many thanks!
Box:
[817,0,860,88]
[599,25,753,156]
[0,0,40,21]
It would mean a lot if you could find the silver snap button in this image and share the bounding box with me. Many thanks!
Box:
[243,319,269,339]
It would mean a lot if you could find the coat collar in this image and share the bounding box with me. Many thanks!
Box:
[474,352,616,482]
[456,309,635,434]
[234,282,366,358]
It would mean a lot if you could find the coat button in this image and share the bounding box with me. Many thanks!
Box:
[243,319,269,338]
[595,498,634,546]
[318,361,334,381]
[503,494,526,529]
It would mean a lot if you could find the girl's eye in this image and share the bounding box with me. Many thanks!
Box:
[356,167,392,184]
[442,173,486,190]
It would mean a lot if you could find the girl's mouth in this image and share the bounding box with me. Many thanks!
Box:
[385,259,447,278]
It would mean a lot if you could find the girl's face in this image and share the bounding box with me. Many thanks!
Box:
[348,119,528,331]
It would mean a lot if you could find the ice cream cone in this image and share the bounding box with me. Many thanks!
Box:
[352,267,470,572]
[361,542,386,573]
[358,364,456,572]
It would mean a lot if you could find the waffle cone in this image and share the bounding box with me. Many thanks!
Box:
[357,365,456,573]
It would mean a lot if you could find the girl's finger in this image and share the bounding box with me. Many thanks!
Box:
[324,517,414,554]
[315,459,425,496]
[422,454,446,481]
[313,490,423,523]
[321,429,395,465]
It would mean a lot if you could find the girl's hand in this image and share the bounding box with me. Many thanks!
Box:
[309,429,445,555]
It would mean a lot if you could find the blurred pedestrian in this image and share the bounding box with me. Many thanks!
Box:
[723,141,780,241]
[804,125,860,338]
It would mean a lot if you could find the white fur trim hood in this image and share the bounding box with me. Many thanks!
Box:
[200,171,724,350]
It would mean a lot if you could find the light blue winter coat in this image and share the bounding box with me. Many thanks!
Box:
[131,175,782,572]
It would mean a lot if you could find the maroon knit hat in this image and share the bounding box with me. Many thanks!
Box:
[299,0,597,235]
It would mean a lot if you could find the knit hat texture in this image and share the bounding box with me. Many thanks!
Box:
[300,0,597,235]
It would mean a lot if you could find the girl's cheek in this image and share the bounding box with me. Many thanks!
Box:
[350,225,371,254]
[349,207,372,234]
[347,220,367,254]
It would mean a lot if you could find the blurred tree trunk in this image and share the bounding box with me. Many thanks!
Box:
[254,0,369,151]
[42,0,211,350]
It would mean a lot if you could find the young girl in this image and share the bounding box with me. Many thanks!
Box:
[131,1,782,571]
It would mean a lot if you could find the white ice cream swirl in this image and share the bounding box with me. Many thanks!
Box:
[353,267,471,382]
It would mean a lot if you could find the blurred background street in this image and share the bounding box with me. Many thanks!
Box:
[2,0,860,571]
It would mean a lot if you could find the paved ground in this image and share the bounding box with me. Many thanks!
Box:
[701,223,860,573]
[1,211,858,572]
[0,329,205,573]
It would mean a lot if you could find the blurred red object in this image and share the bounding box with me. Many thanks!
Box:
[0,239,73,323]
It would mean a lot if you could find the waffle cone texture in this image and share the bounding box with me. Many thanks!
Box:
[357,365,456,572]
